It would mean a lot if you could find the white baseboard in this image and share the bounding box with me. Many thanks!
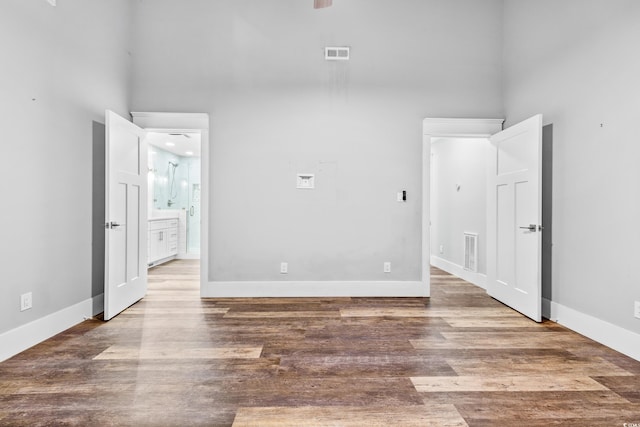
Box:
[202,281,429,298]
[543,298,640,362]
[0,294,104,363]
[430,256,486,289]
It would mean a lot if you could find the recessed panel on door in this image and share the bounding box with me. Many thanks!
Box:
[515,179,536,296]
[496,183,513,288]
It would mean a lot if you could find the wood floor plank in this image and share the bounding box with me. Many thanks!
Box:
[447,355,634,377]
[93,345,263,360]
[457,400,640,421]
[123,307,228,315]
[224,311,341,318]
[341,307,521,318]
[421,390,631,406]
[232,405,468,427]
[411,375,609,392]
[442,317,542,328]
[276,354,458,377]
[411,331,592,350]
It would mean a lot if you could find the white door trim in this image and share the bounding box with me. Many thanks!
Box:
[422,118,504,292]
[131,112,210,295]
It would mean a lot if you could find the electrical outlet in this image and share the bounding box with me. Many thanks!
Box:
[439,245,444,255]
[634,301,640,319]
[20,292,32,312]
[280,262,288,274]
[384,262,391,273]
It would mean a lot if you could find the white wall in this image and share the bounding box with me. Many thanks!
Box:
[503,0,640,335]
[431,138,488,275]
[0,0,132,336]
[130,0,504,283]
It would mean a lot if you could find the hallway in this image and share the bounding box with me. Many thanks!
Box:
[0,260,638,426]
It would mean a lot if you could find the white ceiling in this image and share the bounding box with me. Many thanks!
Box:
[147,132,201,158]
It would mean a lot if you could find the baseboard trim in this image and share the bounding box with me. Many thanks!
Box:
[543,298,640,362]
[0,294,104,363]
[202,281,428,298]
[430,256,486,289]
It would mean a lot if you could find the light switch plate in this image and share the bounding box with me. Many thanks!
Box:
[634,301,640,319]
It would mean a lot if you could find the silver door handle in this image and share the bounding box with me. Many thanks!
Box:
[106,222,122,229]
[519,224,542,232]
[190,206,194,216]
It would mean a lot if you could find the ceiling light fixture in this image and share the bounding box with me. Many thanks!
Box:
[165,142,175,147]
[185,151,194,156]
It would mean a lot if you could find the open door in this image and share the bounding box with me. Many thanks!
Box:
[104,110,147,320]
[486,114,543,322]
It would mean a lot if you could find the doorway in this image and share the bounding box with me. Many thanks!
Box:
[422,117,553,320]
[132,112,210,295]
[421,118,504,298]
[429,137,490,288]
[146,131,202,260]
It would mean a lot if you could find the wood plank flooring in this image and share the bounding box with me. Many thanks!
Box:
[1,260,639,426]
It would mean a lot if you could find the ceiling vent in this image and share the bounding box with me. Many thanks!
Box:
[325,47,350,61]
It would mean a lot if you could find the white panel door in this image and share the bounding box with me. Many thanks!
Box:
[486,114,543,322]
[104,110,147,321]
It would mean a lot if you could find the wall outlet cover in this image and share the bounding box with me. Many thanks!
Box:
[20,292,33,311]
[384,262,391,273]
[280,262,288,274]
[634,301,640,319]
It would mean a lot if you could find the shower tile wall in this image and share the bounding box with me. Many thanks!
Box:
[149,148,186,211]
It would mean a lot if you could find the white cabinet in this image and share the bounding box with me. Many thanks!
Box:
[148,218,178,267]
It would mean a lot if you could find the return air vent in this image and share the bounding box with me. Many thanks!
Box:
[325,47,350,61]
[464,232,478,272]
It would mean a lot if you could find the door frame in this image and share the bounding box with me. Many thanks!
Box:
[131,112,210,295]
[422,118,505,291]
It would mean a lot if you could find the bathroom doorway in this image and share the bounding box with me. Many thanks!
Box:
[146,131,202,259]
[132,112,210,295]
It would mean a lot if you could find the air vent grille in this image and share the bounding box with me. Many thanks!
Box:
[464,232,478,272]
[325,47,350,61]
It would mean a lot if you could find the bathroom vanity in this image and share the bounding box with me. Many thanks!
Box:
[148,217,178,267]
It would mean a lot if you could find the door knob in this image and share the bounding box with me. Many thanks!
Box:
[519,224,542,232]
[106,222,122,229]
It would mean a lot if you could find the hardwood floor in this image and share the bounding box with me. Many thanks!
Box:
[1,260,639,426]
